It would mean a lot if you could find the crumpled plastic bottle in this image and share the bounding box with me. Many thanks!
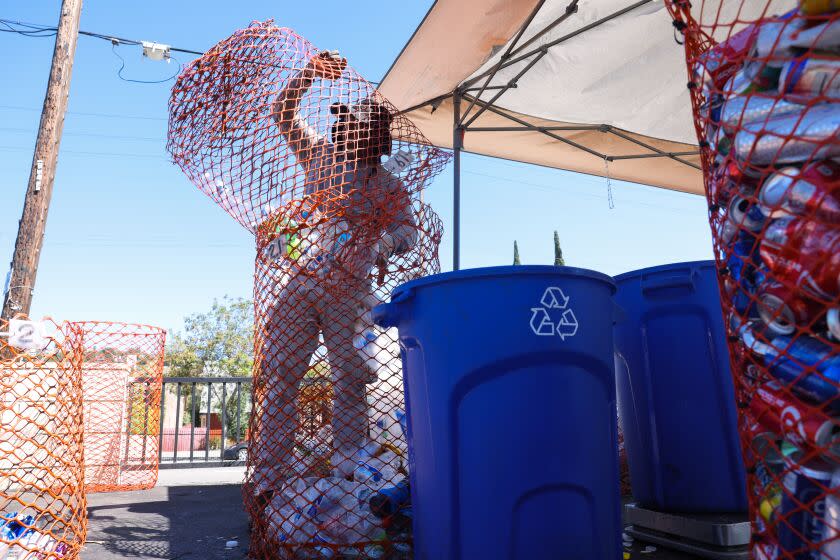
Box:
[331,441,380,479]
[370,408,408,453]
[265,493,334,560]
[8,531,64,560]
[269,475,391,557]
[0,513,65,560]
[353,450,403,490]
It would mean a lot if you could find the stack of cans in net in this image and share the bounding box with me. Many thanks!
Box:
[670,0,840,557]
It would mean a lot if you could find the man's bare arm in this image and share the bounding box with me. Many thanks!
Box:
[271,66,318,165]
[271,51,347,167]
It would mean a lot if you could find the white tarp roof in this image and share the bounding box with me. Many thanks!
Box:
[380,0,794,195]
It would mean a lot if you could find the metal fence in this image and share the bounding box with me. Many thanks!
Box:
[158,376,252,469]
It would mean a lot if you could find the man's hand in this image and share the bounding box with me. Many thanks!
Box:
[307,50,347,80]
[377,231,396,261]
[375,232,396,286]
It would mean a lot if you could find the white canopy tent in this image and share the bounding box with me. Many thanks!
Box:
[379,0,793,269]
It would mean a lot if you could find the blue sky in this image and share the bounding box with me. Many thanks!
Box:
[0,1,713,333]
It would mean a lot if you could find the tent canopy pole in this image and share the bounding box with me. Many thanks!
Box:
[453,91,462,271]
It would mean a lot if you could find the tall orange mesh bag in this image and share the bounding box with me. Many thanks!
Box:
[668,1,840,557]
[0,317,86,559]
[70,322,166,493]
[167,21,450,559]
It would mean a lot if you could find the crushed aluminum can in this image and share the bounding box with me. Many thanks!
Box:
[724,68,769,97]
[710,124,733,156]
[752,10,804,67]
[692,23,759,90]
[762,333,840,406]
[733,104,840,166]
[759,217,840,300]
[749,432,803,498]
[750,380,839,454]
[757,160,840,222]
[756,282,825,336]
[829,308,840,341]
[785,18,840,53]
[720,95,804,133]
[779,55,840,101]
[822,468,840,559]
[778,461,833,558]
[727,194,766,233]
[699,91,725,126]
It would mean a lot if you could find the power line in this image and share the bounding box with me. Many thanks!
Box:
[0,19,55,38]
[0,17,203,55]
[0,104,166,121]
[0,145,167,160]
[0,17,381,86]
[0,126,163,142]
[0,17,199,84]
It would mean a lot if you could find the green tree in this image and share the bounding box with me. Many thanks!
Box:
[513,240,521,265]
[553,231,565,266]
[165,296,254,379]
[165,296,254,426]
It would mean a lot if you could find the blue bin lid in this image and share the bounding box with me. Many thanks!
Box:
[613,260,716,286]
[391,265,615,301]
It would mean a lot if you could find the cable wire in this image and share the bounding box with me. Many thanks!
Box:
[0,104,167,121]
[0,17,379,83]
[0,17,204,54]
[0,126,163,142]
[0,20,56,37]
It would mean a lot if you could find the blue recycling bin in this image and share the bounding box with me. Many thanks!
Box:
[614,260,747,512]
[373,266,622,560]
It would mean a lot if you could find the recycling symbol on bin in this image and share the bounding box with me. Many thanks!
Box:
[530,287,579,340]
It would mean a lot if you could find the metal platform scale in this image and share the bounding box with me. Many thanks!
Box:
[625,503,752,559]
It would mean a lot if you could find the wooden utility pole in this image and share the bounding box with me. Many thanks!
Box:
[2,0,83,321]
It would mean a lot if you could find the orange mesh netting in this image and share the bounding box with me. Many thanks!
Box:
[668,1,840,557]
[70,322,166,493]
[167,21,450,559]
[0,317,86,559]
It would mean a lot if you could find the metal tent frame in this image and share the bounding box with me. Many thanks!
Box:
[393,0,702,270]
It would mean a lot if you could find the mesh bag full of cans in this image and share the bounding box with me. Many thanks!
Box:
[167,21,450,559]
[668,0,840,557]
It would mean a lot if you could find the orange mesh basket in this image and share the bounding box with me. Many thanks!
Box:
[70,321,166,493]
[0,316,86,559]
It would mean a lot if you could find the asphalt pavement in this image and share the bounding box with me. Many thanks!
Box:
[83,468,249,560]
[82,467,706,559]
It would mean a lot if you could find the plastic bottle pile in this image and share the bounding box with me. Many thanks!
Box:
[668,0,840,557]
[0,513,68,560]
[264,444,413,559]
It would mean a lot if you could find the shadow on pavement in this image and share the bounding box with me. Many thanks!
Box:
[82,485,703,559]
[84,484,249,560]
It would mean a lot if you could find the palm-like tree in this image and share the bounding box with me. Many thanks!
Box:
[554,231,565,266]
